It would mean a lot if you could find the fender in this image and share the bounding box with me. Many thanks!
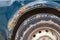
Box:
[8,0,60,40]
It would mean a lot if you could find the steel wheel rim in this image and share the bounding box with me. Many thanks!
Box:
[28,27,60,40]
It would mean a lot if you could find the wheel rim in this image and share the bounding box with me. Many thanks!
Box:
[28,27,60,40]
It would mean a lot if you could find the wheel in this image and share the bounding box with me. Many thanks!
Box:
[15,13,60,40]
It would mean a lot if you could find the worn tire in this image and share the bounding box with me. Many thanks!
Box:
[15,13,60,40]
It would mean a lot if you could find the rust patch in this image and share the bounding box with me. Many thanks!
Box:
[18,7,25,15]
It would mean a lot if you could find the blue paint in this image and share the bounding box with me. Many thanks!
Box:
[0,0,60,40]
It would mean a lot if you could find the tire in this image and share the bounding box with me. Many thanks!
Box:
[15,13,60,40]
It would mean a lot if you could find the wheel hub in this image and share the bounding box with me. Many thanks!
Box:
[38,36,52,40]
[28,27,60,40]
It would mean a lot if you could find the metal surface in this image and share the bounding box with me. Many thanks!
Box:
[28,27,60,40]
[0,0,60,40]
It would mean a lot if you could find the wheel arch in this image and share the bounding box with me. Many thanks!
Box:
[8,1,60,40]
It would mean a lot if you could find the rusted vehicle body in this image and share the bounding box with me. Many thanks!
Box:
[0,0,60,40]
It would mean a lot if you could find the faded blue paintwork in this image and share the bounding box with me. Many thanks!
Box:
[0,0,60,40]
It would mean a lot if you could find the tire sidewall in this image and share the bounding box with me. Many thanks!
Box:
[15,13,60,40]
